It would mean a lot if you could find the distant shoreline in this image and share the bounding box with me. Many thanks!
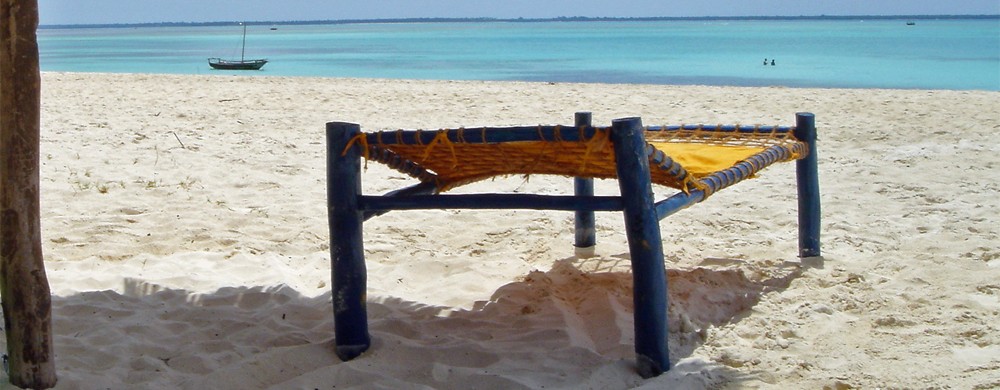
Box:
[39,14,1000,29]
[36,71,1000,92]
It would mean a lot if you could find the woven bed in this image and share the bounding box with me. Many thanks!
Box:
[325,113,820,378]
[348,123,807,194]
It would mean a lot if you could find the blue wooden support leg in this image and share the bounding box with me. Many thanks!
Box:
[326,122,372,361]
[574,112,597,256]
[794,113,821,258]
[609,117,670,378]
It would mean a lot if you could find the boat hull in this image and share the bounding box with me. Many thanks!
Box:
[208,58,268,70]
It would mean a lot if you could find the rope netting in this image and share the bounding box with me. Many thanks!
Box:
[345,124,807,193]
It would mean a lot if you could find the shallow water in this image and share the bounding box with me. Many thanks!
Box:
[38,18,1000,90]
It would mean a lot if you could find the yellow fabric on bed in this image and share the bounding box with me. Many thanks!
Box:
[648,142,766,178]
[355,126,803,192]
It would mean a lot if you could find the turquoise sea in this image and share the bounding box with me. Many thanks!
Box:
[38,18,1000,90]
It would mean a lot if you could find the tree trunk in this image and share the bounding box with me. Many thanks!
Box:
[0,0,58,388]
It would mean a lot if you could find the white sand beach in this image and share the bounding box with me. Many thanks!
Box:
[1,72,998,389]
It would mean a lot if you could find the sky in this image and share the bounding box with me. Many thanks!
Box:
[39,0,1000,25]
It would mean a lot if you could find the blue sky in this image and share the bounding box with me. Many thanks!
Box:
[39,0,1000,25]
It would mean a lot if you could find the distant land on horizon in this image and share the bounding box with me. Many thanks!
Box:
[39,14,1000,29]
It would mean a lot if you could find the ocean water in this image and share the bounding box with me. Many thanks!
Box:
[38,19,1000,90]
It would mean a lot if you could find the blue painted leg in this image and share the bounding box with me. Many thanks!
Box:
[794,113,821,258]
[610,117,670,378]
[574,112,597,256]
[327,122,371,360]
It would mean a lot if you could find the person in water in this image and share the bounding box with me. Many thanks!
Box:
[764,58,768,65]
[771,59,776,66]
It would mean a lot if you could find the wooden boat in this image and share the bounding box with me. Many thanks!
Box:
[208,23,267,70]
[208,58,267,70]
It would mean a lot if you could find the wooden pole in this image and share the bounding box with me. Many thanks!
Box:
[794,113,821,258]
[609,117,670,378]
[0,0,58,387]
[362,193,623,212]
[326,122,371,361]
[240,23,247,62]
[573,112,597,256]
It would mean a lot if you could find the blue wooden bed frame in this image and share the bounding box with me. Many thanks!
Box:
[325,112,820,378]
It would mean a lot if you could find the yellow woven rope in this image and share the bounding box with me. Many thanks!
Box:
[341,133,371,169]
[580,128,612,175]
[341,133,370,158]
[358,126,802,192]
[421,130,459,169]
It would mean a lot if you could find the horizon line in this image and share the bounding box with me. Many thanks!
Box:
[40,14,1000,29]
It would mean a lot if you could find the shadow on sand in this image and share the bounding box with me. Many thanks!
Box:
[14,254,805,389]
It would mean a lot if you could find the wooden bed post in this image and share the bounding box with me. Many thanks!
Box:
[326,122,371,361]
[609,117,670,378]
[573,112,597,256]
[1,0,57,387]
[794,113,821,258]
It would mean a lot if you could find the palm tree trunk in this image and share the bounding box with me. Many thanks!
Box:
[0,0,58,387]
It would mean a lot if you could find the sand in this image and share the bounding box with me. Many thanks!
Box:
[1,72,997,389]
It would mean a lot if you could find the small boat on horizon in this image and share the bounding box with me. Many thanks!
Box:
[208,23,267,71]
[208,57,268,70]
[906,21,916,26]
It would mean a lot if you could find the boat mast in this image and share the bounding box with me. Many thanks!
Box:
[240,23,247,62]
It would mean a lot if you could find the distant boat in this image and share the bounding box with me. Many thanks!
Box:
[208,23,267,70]
[906,21,916,26]
[208,57,267,70]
